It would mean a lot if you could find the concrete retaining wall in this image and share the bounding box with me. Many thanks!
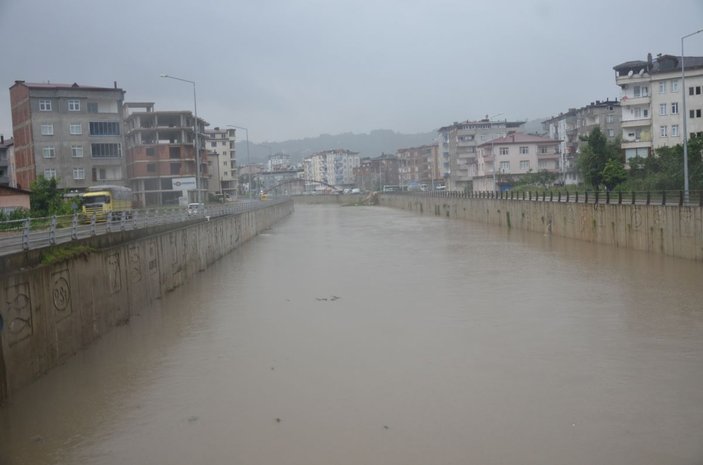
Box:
[379,194,703,261]
[0,200,293,400]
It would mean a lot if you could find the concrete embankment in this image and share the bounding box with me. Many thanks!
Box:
[378,193,703,261]
[0,200,293,400]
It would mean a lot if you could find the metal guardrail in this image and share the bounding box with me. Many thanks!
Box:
[387,190,703,207]
[0,198,289,257]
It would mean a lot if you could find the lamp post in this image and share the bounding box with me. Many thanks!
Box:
[681,29,703,204]
[227,125,251,199]
[160,74,201,204]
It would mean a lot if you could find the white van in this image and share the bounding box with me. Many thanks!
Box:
[187,203,204,215]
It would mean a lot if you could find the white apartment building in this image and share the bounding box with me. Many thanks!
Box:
[204,127,237,198]
[614,53,703,160]
[304,149,360,190]
[473,133,560,192]
[437,118,525,191]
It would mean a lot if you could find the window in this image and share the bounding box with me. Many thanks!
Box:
[690,86,702,95]
[72,167,85,180]
[633,107,649,118]
[499,147,509,155]
[691,109,703,118]
[39,100,52,111]
[41,123,54,135]
[520,160,529,170]
[147,163,156,173]
[91,143,121,158]
[671,102,679,114]
[210,142,216,147]
[89,121,120,136]
[538,160,549,170]
[71,145,84,157]
[659,81,667,94]
[606,114,614,123]
[87,102,98,113]
[519,146,529,154]
[608,129,615,137]
[672,124,679,137]
[146,147,155,156]
[659,104,667,116]
[539,146,548,154]
[499,161,510,172]
[69,123,82,135]
[660,125,668,137]
[44,168,56,179]
[42,146,55,158]
[68,100,80,111]
[672,80,680,92]
[633,86,649,97]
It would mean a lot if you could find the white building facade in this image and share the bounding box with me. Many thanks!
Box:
[614,53,703,160]
[437,119,525,191]
[204,127,237,198]
[304,149,360,190]
[473,133,560,192]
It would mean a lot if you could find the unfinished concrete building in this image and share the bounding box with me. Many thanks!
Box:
[123,102,208,206]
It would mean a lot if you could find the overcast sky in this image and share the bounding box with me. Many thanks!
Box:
[1,0,702,142]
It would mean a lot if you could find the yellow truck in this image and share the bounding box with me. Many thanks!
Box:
[81,185,133,221]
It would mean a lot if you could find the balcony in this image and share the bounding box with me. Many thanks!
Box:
[622,131,652,143]
[620,96,650,106]
[621,117,651,128]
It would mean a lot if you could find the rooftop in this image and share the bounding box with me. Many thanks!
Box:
[478,133,560,147]
[613,54,703,76]
[12,80,123,92]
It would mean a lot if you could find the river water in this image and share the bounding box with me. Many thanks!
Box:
[1,204,702,465]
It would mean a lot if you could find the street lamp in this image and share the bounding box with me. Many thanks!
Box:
[681,28,703,204]
[160,74,201,204]
[227,125,251,199]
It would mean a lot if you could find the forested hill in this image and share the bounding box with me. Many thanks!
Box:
[237,129,437,163]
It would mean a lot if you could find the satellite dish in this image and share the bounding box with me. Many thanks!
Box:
[628,70,634,77]
[638,68,644,76]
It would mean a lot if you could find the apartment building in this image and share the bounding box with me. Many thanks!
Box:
[396,144,438,188]
[543,99,620,185]
[267,153,292,172]
[9,80,126,191]
[0,136,13,187]
[473,133,560,192]
[304,149,360,190]
[437,118,525,191]
[204,127,236,199]
[614,53,703,160]
[123,102,208,206]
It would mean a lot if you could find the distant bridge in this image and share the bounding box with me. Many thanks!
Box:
[262,179,343,194]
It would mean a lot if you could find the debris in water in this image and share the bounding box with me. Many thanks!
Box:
[276,418,281,423]
[383,425,389,430]
[187,416,199,423]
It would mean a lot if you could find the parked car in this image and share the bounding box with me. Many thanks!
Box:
[187,203,204,215]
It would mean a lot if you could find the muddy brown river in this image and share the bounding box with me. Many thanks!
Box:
[1,204,702,464]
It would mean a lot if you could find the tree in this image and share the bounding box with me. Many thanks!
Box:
[515,170,558,189]
[577,127,619,189]
[29,176,70,216]
[601,159,627,191]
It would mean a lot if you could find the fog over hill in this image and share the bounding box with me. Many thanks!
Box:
[237,129,437,164]
[238,119,547,165]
